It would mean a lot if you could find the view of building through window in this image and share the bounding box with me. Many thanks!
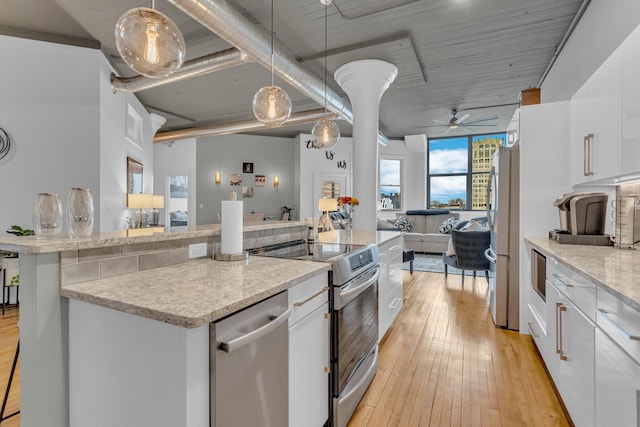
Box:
[428,133,506,210]
[379,158,401,210]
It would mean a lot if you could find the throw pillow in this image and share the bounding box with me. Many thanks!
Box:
[394,218,413,232]
[459,219,490,232]
[438,217,459,234]
[376,218,397,230]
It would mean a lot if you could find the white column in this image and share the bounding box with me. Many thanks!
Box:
[334,60,397,231]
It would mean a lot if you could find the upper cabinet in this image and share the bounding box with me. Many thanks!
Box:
[570,48,622,186]
[622,26,640,176]
[571,23,640,186]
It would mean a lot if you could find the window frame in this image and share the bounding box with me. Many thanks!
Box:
[427,133,506,211]
[378,156,403,212]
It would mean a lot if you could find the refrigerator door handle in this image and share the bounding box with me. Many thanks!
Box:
[486,167,495,233]
[484,247,497,264]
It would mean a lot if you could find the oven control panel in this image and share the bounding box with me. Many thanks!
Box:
[349,249,374,272]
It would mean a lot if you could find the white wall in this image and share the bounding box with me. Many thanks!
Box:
[154,138,197,226]
[0,35,153,234]
[296,133,353,221]
[379,138,426,216]
[99,61,154,232]
[0,35,101,234]
[542,0,640,103]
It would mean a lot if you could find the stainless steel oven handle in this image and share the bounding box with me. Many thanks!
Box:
[339,267,380,299]
[218,308,291,353]
[337,349,378,405]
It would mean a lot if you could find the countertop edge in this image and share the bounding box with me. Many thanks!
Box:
[525,237,640,312]
[62,261,330,328]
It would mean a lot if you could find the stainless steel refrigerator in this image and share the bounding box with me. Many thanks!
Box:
[485,145,519,330]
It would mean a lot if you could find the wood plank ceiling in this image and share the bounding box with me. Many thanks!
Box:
[0,0,585,140]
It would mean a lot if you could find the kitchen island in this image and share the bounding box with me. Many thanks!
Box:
[0,221,320,427]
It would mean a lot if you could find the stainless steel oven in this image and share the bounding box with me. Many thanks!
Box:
[330,244,380,427]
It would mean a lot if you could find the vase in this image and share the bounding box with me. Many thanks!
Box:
[345,215,352,232]
[66,187,94,238]
[32,193,63,240]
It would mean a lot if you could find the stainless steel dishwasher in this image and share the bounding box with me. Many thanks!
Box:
[210,291,290,427]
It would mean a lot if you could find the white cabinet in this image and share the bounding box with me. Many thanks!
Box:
[570,48,622,186]
[377,235,403,341]
[543,260,596,427]
[288,274,330,427]
[621,24,640,176]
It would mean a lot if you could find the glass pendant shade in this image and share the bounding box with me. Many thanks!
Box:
[312,118,340,148]
[252,85,292,127]
[115,7,186,78]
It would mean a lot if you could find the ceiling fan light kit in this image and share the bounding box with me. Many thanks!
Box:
[115,5,186,78]
[253,0,293,126]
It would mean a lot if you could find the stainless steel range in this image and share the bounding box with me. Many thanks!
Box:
[251,240,381,427]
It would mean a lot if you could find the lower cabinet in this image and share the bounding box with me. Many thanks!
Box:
[288,275,330,427]
[547,283,595,427]
[377,235,404,341]
[595,327,640,426]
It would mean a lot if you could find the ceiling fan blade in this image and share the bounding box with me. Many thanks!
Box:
[432,119,449,125]
[414,123,448,128]
[463,115,498,124]
[443,127,453,136]
[456,113,470,124]
[464,123,497,127]
[460,125,476,133]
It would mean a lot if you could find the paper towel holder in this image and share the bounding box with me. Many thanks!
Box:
[214,251,248,261]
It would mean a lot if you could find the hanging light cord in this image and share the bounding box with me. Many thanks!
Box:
[271,0,275,87]
[323,2,328,114]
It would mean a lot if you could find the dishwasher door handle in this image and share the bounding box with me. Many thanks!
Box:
[219,308,292,353]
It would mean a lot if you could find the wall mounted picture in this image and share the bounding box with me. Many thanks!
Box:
[242,187,254,198]
[255,175,266,186]
[127,157,143,194]
[243,162,254,173]
[230,173,242,186]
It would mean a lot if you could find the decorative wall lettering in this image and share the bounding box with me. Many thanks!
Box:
[325,151,334,160]
[305,139,321,150]
[337,160,347,169]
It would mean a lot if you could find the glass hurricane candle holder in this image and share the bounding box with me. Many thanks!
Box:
[32,193,63,240]
[66,187,94,238]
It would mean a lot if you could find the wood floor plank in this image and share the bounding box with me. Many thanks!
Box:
[348,270,569,427]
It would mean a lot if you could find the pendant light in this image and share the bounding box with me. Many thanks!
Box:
[115,0,186,78]
[252,0,292,127]
[312,0,340,149]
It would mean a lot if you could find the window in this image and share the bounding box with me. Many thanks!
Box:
[428,133,505,210]
[379,158,401,210]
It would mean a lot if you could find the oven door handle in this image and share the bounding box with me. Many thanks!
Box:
[218,308,291,353]
[339,267,380,299]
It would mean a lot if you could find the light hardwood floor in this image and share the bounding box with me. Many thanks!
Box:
[0,271,568,427]
[0,305,19,427]
[348,270,570,427]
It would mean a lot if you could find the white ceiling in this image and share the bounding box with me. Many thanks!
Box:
[0,0,586,140]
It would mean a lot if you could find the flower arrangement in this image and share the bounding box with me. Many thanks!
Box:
[337,196,359,207]
[337,197,359,231]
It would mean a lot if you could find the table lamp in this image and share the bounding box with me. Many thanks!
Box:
[318,198,337,232]
[127,193,153,228]
[151,195,165,226]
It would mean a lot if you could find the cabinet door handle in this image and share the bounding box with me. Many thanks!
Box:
[584,133,594,176]
[555,302,561,355]
[293,287,329,307]
[558,304,569,361]
[596,308,640,341]
[552,273,572,287]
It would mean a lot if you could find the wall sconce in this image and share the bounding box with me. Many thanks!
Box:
[215,171,221,185]
[274,175,279,187]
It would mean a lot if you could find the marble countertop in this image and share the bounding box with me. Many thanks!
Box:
[316,229,402,246]
[61,255,330,328]
[0,221,306,254]
[526,237,640,311]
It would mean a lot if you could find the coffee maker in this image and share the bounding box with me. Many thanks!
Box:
[551,192,609,244]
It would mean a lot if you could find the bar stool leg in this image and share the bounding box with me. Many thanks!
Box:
[0,339,20,422]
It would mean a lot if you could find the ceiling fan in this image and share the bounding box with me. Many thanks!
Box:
[420,109,498,135]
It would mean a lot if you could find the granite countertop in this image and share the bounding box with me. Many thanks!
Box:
[316,229,402,246]
[525,237,640,311]
[0,221,306,254]
[61,255,329,328]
